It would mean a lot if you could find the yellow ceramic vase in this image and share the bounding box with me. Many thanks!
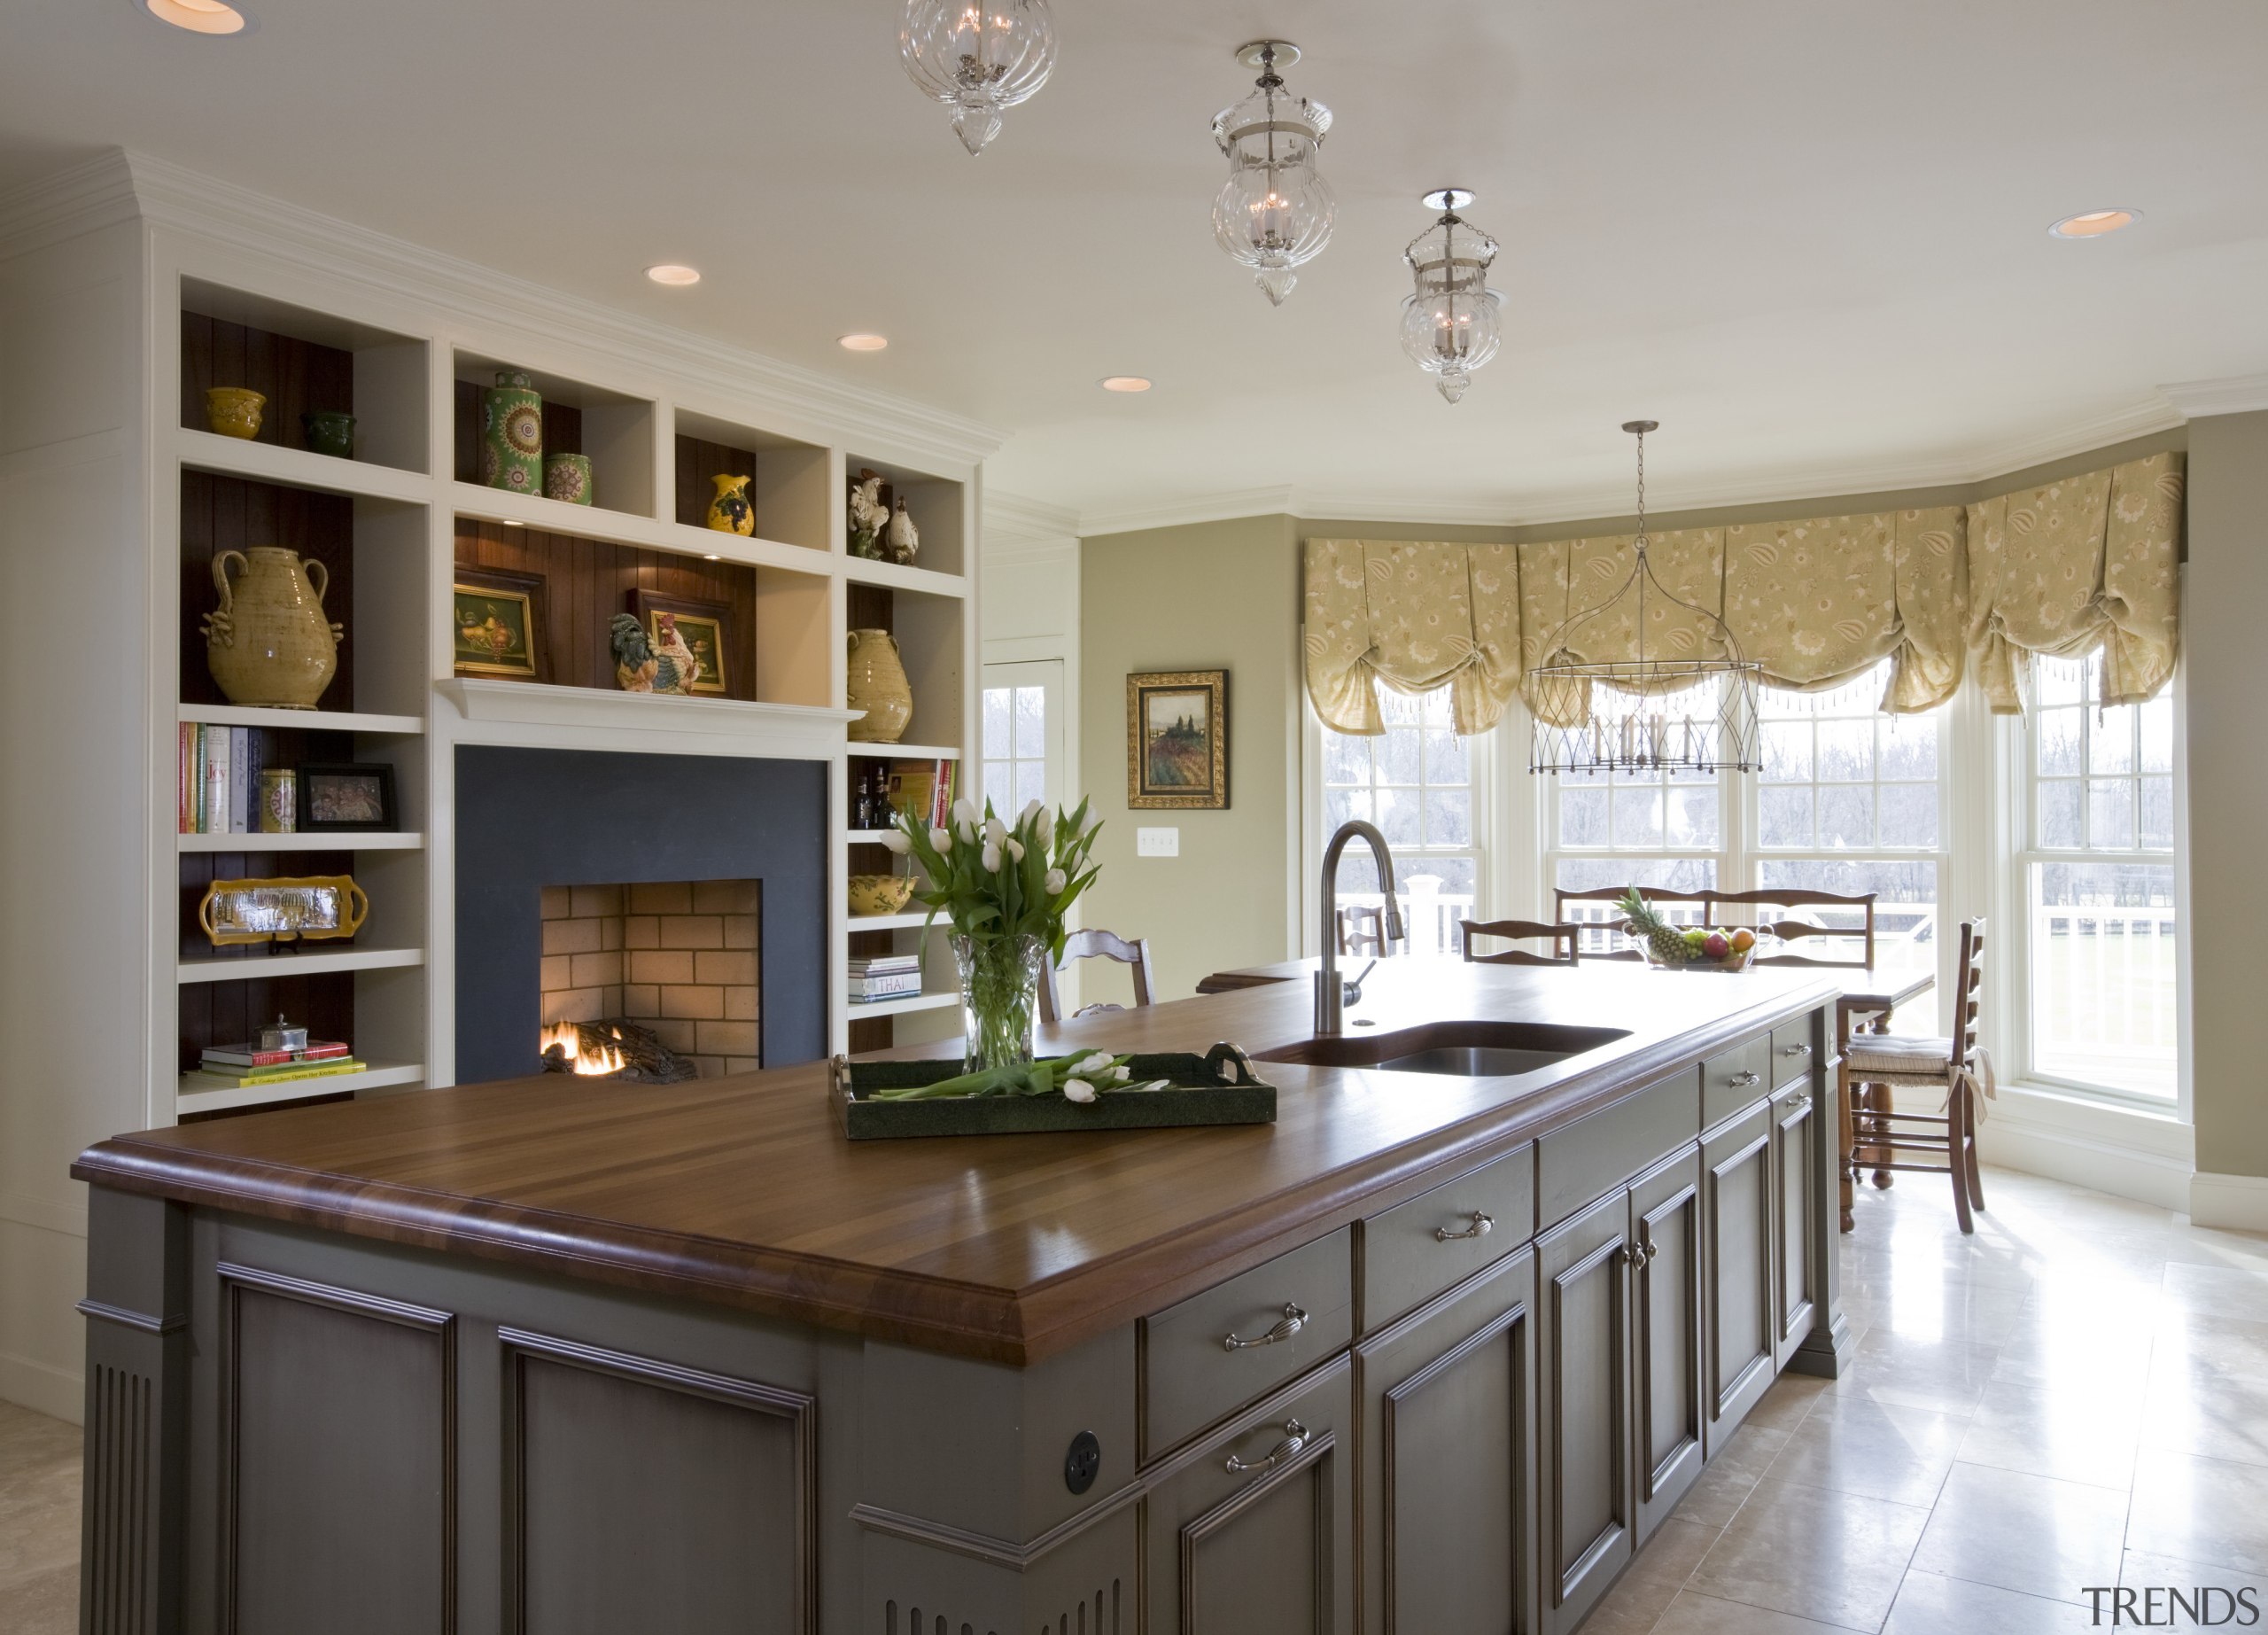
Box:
[200,546,343,710]
[847,874,916,916]
[705,472,756,535]
[845,627,913,744]
[205,387,267,440]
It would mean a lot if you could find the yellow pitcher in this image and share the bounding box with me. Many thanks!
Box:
[705,473,755,535]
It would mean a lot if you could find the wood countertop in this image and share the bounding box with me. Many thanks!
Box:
[74,962,1839,1366]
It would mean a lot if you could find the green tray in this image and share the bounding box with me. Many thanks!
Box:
[831,1045,1276,1140]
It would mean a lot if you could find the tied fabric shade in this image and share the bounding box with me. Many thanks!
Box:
[1303,540,1521,735]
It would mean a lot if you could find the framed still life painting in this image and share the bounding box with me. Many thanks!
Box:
[452,567,548,681]
[1126,669,1229,809]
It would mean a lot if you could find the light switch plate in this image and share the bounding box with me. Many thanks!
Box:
[1136,826,1180,858]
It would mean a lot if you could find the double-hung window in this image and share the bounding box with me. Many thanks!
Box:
[2016,652,2179,1102]
[1317,689,1483,955]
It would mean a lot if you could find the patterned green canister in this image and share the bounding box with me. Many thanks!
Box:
[479,370,543,494]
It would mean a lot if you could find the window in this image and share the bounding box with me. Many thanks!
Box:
[980,661,1061,815]
[1319,689,1481,955]
[2020,652,2179,1101]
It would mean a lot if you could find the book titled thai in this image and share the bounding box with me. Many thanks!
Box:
[847,974,925,1000]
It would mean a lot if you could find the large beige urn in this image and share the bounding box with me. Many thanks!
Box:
[845,627,913,744]
[201,547,344,710]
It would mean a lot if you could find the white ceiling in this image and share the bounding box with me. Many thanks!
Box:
[4,0,2265,529]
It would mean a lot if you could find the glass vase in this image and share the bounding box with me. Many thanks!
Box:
[952,933,1045,1073]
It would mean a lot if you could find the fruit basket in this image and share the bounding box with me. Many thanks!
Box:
[1613,887,1763,971]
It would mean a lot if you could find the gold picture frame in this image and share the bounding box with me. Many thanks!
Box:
[1127,669,1229,809]
[453,569,546,681]
[197,875,370,946]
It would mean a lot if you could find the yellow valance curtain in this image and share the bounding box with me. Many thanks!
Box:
[1964,451,2184,712]
[1300,453,2182,737]
[1303,540,1522,735]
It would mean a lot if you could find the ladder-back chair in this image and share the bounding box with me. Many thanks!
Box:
[1037,929,1157,1025]
[1705,889,1877,968]
[1838,918,1989,1233]
[1552,885,1708,962]
[1459,920,1582,967]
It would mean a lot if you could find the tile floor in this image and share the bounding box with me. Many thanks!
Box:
[1584,1165,2268,1634]
[0,1165,2262,1632]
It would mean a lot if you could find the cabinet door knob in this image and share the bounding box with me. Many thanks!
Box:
[1435,1211,1495,1242]
[1783,1092,1810,1112]
[1223,1419,1309,1475]
[1223,1303,1307,1351]
[1728,1070,1762,1087]
[1619,1242,1643,1265]
[1781,1042,1813,1057]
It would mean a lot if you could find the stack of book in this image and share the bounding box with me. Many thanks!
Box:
[190,1039,364,1091]
[847,954,925,1004]
[178,722,265,834]
[886,759,956,830]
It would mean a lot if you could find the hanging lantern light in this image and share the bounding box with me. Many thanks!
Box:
[1528,423,1764,775]
[900,0,1059,156]
[1399,189,1503,403]
[1211,41,1335,306]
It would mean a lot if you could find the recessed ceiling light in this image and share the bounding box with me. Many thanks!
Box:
[838,333,889,352]
[1100,376,1153,393]
[645,263,701,286]
[2049,208,2140,239]
[139,0,250,35]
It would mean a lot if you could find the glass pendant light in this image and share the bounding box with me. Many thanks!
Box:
[1211,42,1335,306]
[900,0,1059,156]
[1398,190,1503,403]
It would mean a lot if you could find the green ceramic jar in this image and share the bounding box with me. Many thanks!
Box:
[479,370,543,494]
[543,452,594,505]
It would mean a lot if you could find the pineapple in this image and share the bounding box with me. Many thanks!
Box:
[1618,886,1691,963]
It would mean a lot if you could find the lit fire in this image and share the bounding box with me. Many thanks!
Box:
[540,1021,625,1077]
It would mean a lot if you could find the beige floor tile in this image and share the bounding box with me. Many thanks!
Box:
[2127,1448,2268,1576]
[1907,1461,2131,1602]
[1768,1393,1967,1507]
[1682,1423,1790,1529]
[1956,1379,2142,1491]
[1829,1329,2002,1417]
[2118,1546,2268,1609]
[1882,1570,2096,1632]
[1579,1515,1719,1635]
[0,1561,77,1635]
[1743,1374,1832,1435]
[0,1405,79,1474]
[2140,1356,2268,1469]
[1649,1588,1849,1634]
[1685,1475,1929,1631]
[0,1461,82,1585]
[2162,1262,2268,1325]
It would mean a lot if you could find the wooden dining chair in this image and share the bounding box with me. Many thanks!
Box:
[1705,888,1877,968]
[1838,918,1989,1233]
[1337,905,1389,959]
[1459,920,1582,966]
[1551,885,1708,962]
[1037,928,1156,1025]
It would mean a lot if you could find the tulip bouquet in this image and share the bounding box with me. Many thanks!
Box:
[867,1048,1171,1104]
[881,794,1104,1073]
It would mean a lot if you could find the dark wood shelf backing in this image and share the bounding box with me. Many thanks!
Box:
[673,432,759,532]
[179,471,357,710]
[181,310,352,449]
[177,848,359,965]
[454,518,757,700]
[176,964,357,1076]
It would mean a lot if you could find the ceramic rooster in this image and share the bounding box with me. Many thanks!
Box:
[886,495,920,564]
[610,611,700,696]
[848,468,889,559]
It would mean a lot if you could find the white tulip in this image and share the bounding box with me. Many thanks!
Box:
[957,816,978,844]
[928,827,952,853]
[1062,1078,1098,1104]
[983,815,1008,847]
[1044,868,1068,895]
[1006,837,1025,863]
[1075,1051,1115,1076]
[951,798,976,827]
[880,830,911,854]
[982,843,1002,873]
[1019,798,1044,827]
[1036,812,1055,850]
[1112,1065,1131,1082]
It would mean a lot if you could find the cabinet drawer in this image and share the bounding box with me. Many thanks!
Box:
[1362,1144,1534,1332]
[1771,1016,1819,1087]
[1699,1034,1772,1129]
[1537,1072,1699,1232]
[1141,1228,1354,1460]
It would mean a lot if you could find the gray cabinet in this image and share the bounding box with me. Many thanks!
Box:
[1536,1187,1632,1635]
[1771,1078,1820,1369]
[1355,1249,1537,1635]
[1142,1358,1355,1635]
[1629,1149,1703,1546]
[1702,1103,1775,1447]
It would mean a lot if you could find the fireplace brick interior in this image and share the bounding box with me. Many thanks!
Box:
[539,880,761,1077]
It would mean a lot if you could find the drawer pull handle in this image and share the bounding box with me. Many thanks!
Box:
[1224,1419,1309,1475]
[1728,1070,1762,1088]
[1783,1091,1810,1110]
[1435,1211,1495,1242]
[1620,1239,1659,1266]
[1223,1304,1307,1351]
[1781,1043,1813,1058]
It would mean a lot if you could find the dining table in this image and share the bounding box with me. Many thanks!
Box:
[1196,954,1938,1233]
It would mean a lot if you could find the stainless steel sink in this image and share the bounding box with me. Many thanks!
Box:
[1255,1020,1629,1077]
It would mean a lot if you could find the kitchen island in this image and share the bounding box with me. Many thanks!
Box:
[73,960,1845,1635]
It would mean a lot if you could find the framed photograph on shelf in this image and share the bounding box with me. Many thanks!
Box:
[1126,669,1229,809]
[453,566,548,681]
[298,763,398,832]
[625,590,734,697]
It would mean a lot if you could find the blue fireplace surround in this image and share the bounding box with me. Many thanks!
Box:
[452,744,827,1086]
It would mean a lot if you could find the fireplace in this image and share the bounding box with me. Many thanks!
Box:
[454,746,825,1086]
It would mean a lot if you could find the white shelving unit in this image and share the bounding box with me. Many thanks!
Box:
[176,831,426,853]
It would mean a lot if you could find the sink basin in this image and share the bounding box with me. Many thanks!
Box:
[1255,1020,1629,1077]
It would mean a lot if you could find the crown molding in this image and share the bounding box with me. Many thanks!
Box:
[2158,372,2268,418]
[0,149,1005,472]
[1068,395,2186,537]
[981,490,1080,552]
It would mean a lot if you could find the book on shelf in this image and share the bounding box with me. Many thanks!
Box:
[179,723,276,835]
[847,973,926,1000]
[200,1040,353,1069]
[886,759,956,830]
[189,1057,367,1090]
[847,954,922,976]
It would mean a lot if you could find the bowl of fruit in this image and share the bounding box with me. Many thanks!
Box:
[1616,887,1761,971]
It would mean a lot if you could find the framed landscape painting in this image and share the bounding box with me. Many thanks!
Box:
[1127,669,1229,809]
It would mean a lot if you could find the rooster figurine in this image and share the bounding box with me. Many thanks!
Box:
[886,495,920,565]
[848,468,889,560]
[610,611,701,696]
